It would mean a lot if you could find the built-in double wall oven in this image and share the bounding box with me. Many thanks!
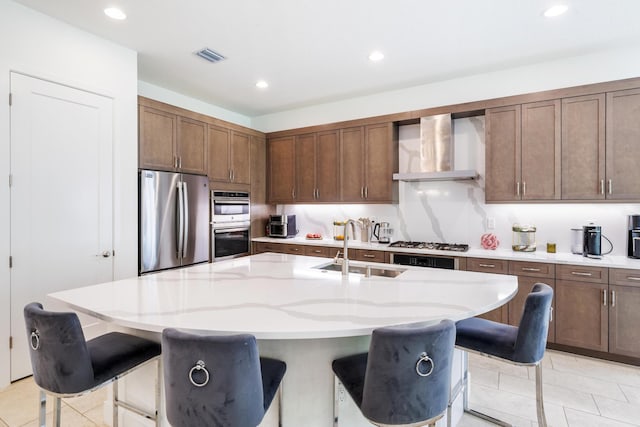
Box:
[211,191,250,261]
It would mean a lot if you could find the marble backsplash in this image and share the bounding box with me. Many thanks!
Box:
[277,119,640,257]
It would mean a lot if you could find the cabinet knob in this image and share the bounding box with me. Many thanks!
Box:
[101,250,111,258]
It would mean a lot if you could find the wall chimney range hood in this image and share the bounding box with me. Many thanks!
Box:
[393,114,478,182]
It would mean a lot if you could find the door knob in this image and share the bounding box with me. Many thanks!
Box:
[102,251,111,258]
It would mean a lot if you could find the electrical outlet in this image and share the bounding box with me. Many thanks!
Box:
[487,217,496,230]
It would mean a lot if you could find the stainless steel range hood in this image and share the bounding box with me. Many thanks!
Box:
[393,114,478,182]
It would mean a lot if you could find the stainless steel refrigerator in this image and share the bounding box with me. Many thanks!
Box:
[139,169,209,274]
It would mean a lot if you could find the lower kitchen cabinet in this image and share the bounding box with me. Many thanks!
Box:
[353,249,388,263]
[555,264,609,352]
[282,244,305,255]
[305,246,334,258]
[253,241,285,254]
[466,257,510,323]
[608,269,640,358]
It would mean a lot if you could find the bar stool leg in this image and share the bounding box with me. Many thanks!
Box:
[333,376,340,427]
[38,390,46,427]
[155,360,161,427]
[53,396,61,427]
[535,364,548,427]
[462,351,470,412]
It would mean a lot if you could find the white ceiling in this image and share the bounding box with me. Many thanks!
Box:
[14,0,640,117]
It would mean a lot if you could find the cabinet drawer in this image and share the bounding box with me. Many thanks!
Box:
[282,244,305,255]
[509,261,555,278]
[305,246,333,258]
[254,242,284,254]
[556,264,608,284]
[609,268,640,287]
[353,249,388,263]
[466,258,509,274]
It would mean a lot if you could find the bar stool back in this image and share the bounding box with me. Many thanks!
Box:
[24,302,161,427]
[162,328,287,427]
[453,283,554,427]
[332,319,456,427]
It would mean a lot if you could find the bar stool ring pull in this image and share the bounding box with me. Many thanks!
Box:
[416,352,434,377]
[30,330,40,351]
[189,360,210,387]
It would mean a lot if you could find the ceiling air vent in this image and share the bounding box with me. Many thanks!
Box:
[195,48,226,63]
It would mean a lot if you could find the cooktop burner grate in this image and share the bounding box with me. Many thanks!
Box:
[388,241,469,252]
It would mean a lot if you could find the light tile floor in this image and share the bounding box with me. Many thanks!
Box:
[0,349,639,426]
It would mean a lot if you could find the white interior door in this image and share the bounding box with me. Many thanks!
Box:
[9,73,114,381]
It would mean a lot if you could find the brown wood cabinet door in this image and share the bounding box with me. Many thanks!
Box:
[139,105,177,171]
[295,133,317,202]
[364,123,396,202]
[268,136,296,203]
[282,244,305,255]
[231,131,251,184]
[606,88,640,200]
[609,284,640,357]
[340,127,365,201]
[521,100,561,200]
[353,249,388,263]
[561,94,606,200]
[316,130,340,202]
[177,117,207,175]
[477,306,509,324]
[485,105,521,202]
[250,136,269,239]
[208,125,230,182]
[555,279,608,352]
[508,276,555,343]
[305,246,332,258]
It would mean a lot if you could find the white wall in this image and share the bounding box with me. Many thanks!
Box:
[0,0,138,388]
[252,44,640,132]
[138,80,252,128]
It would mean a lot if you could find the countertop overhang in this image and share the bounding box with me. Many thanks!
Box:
[49,253,517,340]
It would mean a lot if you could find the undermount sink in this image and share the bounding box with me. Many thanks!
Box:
[313,262,406,278]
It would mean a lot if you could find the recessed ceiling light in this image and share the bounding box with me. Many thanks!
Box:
[256,80,269,89]
[543,4,568,17]
[104,7,126,20]
[369,51,385,62]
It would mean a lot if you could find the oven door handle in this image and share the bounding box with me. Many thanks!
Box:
[214,227,250,233]
[213,200,250,205]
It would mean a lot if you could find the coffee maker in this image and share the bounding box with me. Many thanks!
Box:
[628,215,640,259]
[583,224,613,259]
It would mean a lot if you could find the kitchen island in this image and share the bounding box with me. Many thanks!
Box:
[48,253,518,427]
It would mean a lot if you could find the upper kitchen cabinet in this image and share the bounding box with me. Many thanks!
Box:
[340,123,398,203]
[267,135,296,203]
[606,88,640,200]
[139,104,207,175]
[208,126,251,186]
[561,94,606,200]
[485,101,560,202]
[295,131,339,202]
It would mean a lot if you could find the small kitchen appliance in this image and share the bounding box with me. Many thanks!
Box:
[583,224,613,258]
[372,222,393,244]
[267,215,297,238]
[629,215,640,259]
[570,228,583,254]
[512,224,536,252]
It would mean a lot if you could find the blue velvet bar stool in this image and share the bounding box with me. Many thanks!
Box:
[23,302,161,427]
[452,283,554,427]
[331,319,456,427]
[161,328,287,427]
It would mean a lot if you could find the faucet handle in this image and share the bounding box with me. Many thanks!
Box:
[334,250,343,262]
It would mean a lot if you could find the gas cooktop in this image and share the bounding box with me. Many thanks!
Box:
[388,241,469,252]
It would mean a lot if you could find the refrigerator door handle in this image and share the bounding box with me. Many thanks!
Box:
[176,181,185,259]
[182,180,189,259]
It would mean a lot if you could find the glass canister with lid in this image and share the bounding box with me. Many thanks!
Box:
[512,224,536,252]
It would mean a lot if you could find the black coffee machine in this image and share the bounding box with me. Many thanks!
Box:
[583,224,613,259]
[628,215,640,259]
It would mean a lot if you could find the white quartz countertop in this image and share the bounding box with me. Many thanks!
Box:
[48,253,517,340]
[253,237,640,269]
